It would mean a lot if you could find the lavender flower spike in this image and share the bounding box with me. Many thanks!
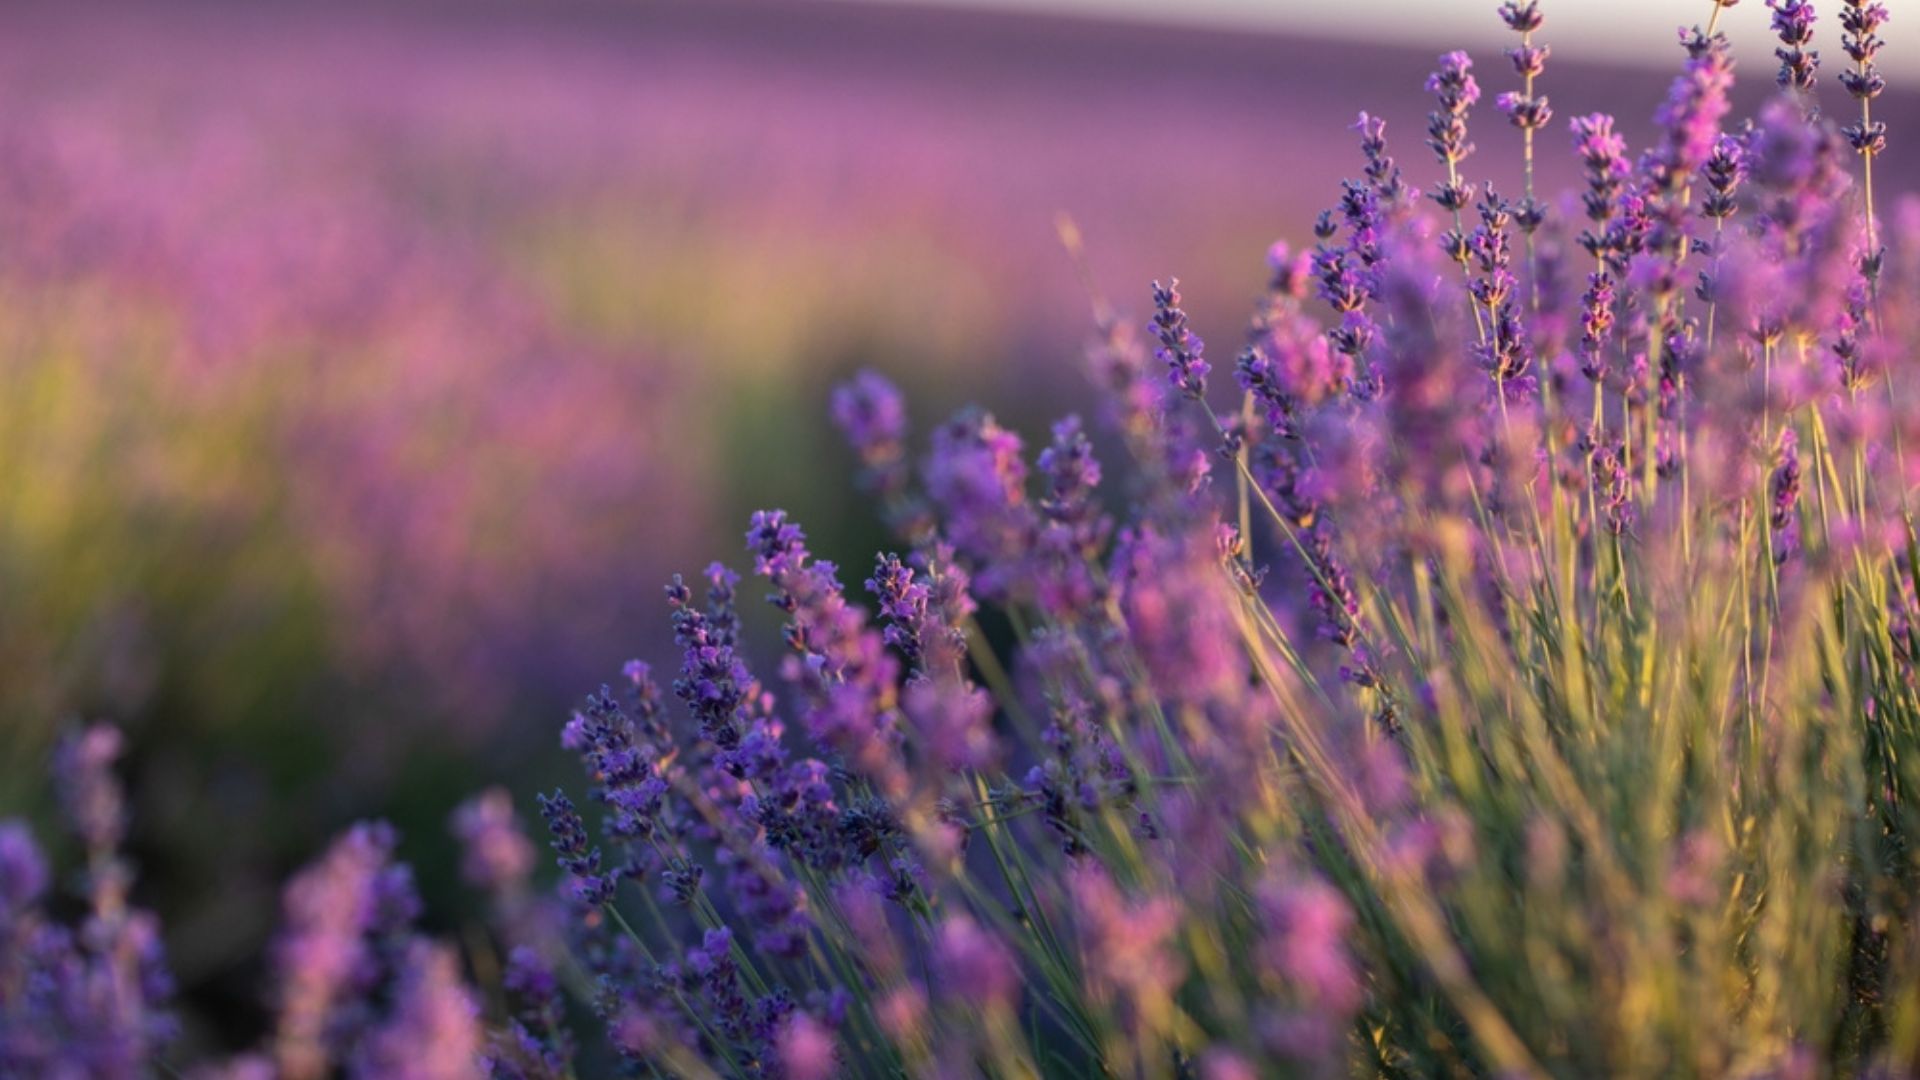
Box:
[831,368,931,540]
[0,821,48,917]
[273,822,413,1080]
[1497,5,1552,138]
[1426,51,1481,214]
[53,724,126,860]
[1769,0,1821,95]
[536,791,613,906]
[1840,0,1890,156]
[353,941,483,1080]
[1657,29,1736,186]
[450,788,537,895]
[1150,278,1209,400]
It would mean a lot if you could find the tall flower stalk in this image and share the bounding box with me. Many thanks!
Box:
[1497,1,1552,310]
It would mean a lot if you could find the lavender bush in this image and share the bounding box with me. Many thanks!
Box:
[10,1,1920,1075]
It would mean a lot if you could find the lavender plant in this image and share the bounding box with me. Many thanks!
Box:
[10,2,1920,1076]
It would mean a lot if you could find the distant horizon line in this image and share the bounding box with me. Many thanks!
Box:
[846,0,1919,85]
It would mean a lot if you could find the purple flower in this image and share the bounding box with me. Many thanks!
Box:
[1237,345,1300,436]
[867,545,974,675]
[536,792,612,906]
[1312,242,1370,314]
[1833,274,1876,389]
[831,369,931,541]
[351,941,482,1080]
[1655,30,1735,188]
[1425,50,1481,179]
[1703,134,1747,220]
[1036,415,1103,544]
[273,822,417,1080]
[687,926,754,1043]
[1571,113,1633,264]
[1769,0,1821,94]
[747,510,908,794]
[449,788,536,895]
[1497,89,1552,133]
[0,821,48,916]
[830,368,906,469]
[1497,5,1551,137]
[486,946,573,1079]
[559,672,680,901]
[1306,530,1364,652]
[1427,51,1483,118]
[921,411,1037,601]
[1067,866,1184,1026]
[53,724,126,858]
[1267,240,1314,298]
[1571,114,1629,198]
[1467,189,1534,391]
[749,756,849,875]
[1840,0,1890,154]
[1352,112,1413,207]
[902,678,999,772]
[1591,438,1636,535]
[5,920,170,1077]
[932,915,1020,1011]
[4,724,181,1077]
[1257,873,1362,1014]
[1312,171,1394,397]
[1840,0,1889,73]
[1578,271,1618,381]
[1149,278,1210,400]
[867,552,935,668]
[1771,428,1802,561]
[778,1012,838,1080]
[1498,0,1543,33]
[667,569,755,753]
[1030,415,1115,613]
[1112,526,1248,707]
[1253,868,1363,1069]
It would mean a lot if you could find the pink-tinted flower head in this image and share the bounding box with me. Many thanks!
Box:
[1067,865,1185,1015]
[1656,30,1735,186]
[831,369,908,469]
[933,915,1020,1011]
[903,679,999,772]
[778,1012,838,1080]
[922,411,1037,601]
[53,725,125,858]
[1257,872,1363,1016]
[0,821,49,916]
[449,788,536,895]
[274,822,416,1080]
[353,941,482,1080]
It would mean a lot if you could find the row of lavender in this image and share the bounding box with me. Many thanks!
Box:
[0,47,706,729]
[0,0,1420,954]
[0,0,1589,1050]
[9,0,1920,1074]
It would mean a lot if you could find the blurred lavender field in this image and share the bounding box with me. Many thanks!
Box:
[3,0,1916,1051]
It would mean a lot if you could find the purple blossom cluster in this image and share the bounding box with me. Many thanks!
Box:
[1,728,174,1078]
